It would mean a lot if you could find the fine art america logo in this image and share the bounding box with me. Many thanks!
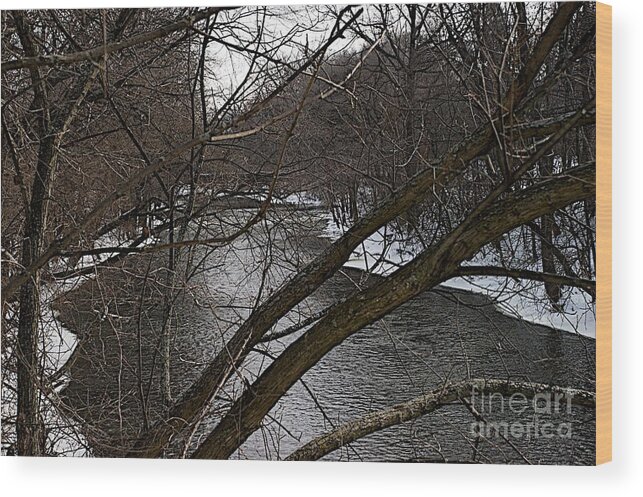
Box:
[469,386,574,439]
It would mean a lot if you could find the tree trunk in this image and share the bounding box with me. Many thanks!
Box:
[16,134,59,456]
[13,14,54,456]
[404,4,419,181]
[160,189,176,408]
[539,157,562,304]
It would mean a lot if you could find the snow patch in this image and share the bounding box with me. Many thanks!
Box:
[321,214,595,337]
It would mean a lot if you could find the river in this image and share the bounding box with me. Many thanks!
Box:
[56,206,595,463]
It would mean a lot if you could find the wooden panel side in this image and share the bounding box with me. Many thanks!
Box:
[596,1,612,466]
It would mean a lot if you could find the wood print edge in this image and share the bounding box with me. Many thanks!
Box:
[596,0,612,465]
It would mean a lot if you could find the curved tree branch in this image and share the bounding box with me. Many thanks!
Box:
[452,266,596,298]
[286,379,595,461]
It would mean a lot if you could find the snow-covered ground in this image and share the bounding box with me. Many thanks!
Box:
[208,189,324,208]
[41,281,81,385]
[319,211,595,338]
[281,191,324,208]
[323,218,417,274]
[443,269,595,337]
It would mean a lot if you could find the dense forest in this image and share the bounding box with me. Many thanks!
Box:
[1,3,596,462]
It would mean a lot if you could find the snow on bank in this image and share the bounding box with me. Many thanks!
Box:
[42,278,91,456]
[41,277,90,387]
[281,192,323,208]
[323,216,416,274]
[443,271,595,337]
[211,190,324,209]
[320,213,595,338]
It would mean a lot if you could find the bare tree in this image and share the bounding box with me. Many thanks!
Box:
[2,3,596,462]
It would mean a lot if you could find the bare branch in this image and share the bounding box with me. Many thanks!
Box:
[452,266,595,298]
[286,379,595,461]
[1,7,231,73]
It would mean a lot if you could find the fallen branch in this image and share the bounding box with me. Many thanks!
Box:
[286,378,595,461]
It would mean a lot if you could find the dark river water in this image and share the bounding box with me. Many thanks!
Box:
[57,208,596,464]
